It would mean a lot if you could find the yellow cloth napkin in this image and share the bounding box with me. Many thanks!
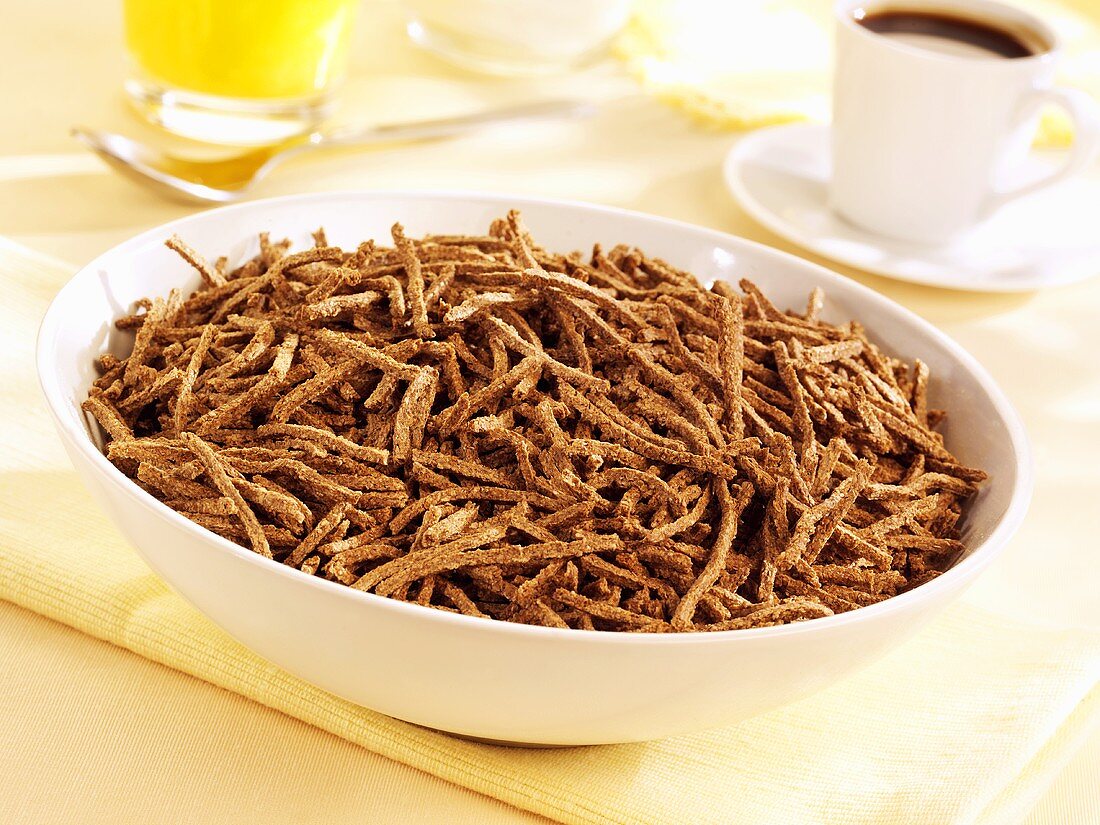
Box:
[2,240,1098,825]
[615,0,1100,147]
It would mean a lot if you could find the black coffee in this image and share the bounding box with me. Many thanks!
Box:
[856,9,1042,59]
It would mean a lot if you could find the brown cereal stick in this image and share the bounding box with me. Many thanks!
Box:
[805,339,863,364]
[772,340,817,469]
[477,427,538,489]
[194,334,298,434]
[552,589,669,631]
[646,484,713,542]
[163,496,237,516]
[209,275,274,323]
[174,324,215,431]
[107,437,192,464]
[313,330,424,380]
[550,301,594,373]
[392,368,439,463]
[524,599,570,629]
[563,438,646,471]
[364,517,518,595]
[414,576,436,605]
[811,437,847,498]
[778,463,871,570]
[757,476,792,602]
[438,580,487,617]
[816,565,906,595]
[268,359,366,424]
[165,235,227,288]
[485,315,609,393]
[500,210,540,268]
[864,494,946,540]
[864,472,976,500]
[702,598,833,631]
[323,536,403,563]
[418,504,480,547]
[712,292,745,438]
[372,535,623,595]
[832,525,895,570]
[511,561,568,608]
[179,432,270,558]
[671,481,754,629]
[591,467,688,518]
[257,232,284,267]
[522,266,647,332]
[648,306,721,394]
[136,462,215,500]
[444,292,521,324]
[412,450,511,487]
[82,393,133,442]
[117,367,183,415]
[305,264,357,303]
[535,501,597,532]
[122,294,174,386]
[776,573,860,614]
[234,475,311,533]
[559,385,736,479]
[390,486,558,534]
[256,423,389,465]
[299,292,383,321]
[360,373,398,413]
[580,386,692,453]
[803,463,873,564]
[272,246,344,274]
[204,321,274,382]
[223,455,362,503]
[911,359,930,425]
[356,275,407,325]
[424,263,456,307]
[804,287,825,321]
[767,432,812,505]
[285,502,350,568]
[392,223,432,338]
[433,357,541,435]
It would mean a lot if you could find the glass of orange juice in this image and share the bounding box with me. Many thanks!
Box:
[123,0,359,144]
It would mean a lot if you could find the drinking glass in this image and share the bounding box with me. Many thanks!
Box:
[123,0,359,144]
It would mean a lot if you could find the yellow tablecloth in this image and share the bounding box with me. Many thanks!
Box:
[2,1,1099,823]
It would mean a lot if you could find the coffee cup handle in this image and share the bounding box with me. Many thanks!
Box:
[984,87,1100,216]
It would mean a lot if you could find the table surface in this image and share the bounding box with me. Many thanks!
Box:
[2,1,1098,823]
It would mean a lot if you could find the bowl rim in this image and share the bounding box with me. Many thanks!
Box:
[36,188,1034,645]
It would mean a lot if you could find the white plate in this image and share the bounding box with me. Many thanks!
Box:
[37,191,1031,744]
[724,123,1100,292]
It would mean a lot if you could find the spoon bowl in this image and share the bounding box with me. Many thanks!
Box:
[73,128,266,202]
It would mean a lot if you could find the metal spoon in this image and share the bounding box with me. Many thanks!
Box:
[72,98,596,204]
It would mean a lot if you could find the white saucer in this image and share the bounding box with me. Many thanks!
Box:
[723,123,1100,292]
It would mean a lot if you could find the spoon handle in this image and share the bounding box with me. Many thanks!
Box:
[308,99,599,148]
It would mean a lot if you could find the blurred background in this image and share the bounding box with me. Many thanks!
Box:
[4,0,1098,262]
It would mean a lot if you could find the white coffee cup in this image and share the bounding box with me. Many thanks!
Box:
[831,0,1100,244]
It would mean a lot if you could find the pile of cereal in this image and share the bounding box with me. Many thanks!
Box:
[83,212,985,632]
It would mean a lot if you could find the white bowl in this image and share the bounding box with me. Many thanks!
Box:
[37,191,1032,745]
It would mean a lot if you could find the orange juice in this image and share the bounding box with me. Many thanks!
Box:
[124,0,358,100]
